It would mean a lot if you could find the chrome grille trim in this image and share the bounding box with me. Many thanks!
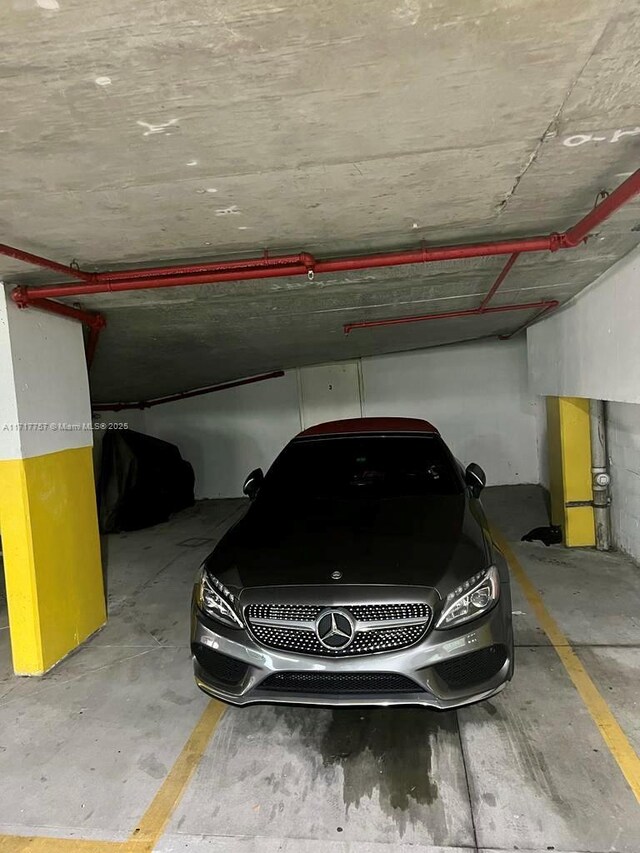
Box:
[245,602,432,657]
[249,615,429,631]
[250,617,316,630]
[246,602,430,623]
[357,616,428,631]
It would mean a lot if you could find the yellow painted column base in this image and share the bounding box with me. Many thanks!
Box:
[546,396,595,547]
[0,446,106,674]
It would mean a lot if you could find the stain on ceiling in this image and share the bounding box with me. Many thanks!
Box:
[1,0,639,399]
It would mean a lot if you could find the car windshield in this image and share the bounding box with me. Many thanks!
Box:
[259,435,462,501]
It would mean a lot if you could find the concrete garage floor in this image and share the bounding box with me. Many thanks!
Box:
[0,486,639,852]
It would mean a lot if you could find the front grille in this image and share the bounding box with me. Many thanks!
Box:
[434,644,508,690]
[350,603,429,621]
[192,643,248,685]
[248,604,323,621]
[245,602,431,657]
[250,622,428,656]
[258,671,421,695]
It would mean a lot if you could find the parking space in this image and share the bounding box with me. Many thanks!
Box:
[0,485,638,853]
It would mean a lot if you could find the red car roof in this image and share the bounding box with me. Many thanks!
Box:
[297,417,439,438]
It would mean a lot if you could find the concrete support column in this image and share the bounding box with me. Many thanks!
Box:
[0,286,105,674]
[546,396,595,547]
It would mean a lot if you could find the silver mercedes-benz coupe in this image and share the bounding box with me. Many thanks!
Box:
[191,417,514,708]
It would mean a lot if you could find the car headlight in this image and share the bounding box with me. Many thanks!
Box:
[195,567,244,628]
[436,565,500,629]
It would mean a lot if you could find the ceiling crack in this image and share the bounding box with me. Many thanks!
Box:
[498,5,623,214]
[497,140,545,213]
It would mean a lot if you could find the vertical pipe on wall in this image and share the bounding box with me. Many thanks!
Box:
[589,399,611,551]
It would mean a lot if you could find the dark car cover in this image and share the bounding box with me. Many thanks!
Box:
[98,429,195,533]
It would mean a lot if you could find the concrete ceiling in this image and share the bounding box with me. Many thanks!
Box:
[1,0,640,401]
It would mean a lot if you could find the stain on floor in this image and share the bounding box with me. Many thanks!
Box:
[273,705,457,835]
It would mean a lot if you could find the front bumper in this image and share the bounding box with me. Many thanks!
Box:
[191,584,514,709]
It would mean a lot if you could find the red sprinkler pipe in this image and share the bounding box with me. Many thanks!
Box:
[344,251,544,334]
[92,370,285,412]
[341,167,640,336]
[343,299,560,334]
[314,237,554,275]
[4,169,640,306]
[0,243,94,281]
[562,171,640,247]
[478,253,520,311]
[27,297,104,328]
[10,238,556,302]
[99,252,315,282]
[11,263,313,301]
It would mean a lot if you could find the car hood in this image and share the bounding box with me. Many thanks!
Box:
[205,494,489,592]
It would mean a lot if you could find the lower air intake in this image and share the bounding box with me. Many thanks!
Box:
[257,671,421,695]
[434,644,508,690]
[192,643,248,685]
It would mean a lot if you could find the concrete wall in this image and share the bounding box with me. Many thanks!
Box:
[606,402,640,562]
[141,372,301,499]
[536,397,550,491]
[527,244,640,561]
[136,337,541,499]
[361,339,540,487]
[527,245,640,404]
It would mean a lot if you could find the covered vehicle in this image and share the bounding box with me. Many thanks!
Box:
[99,429,194,533]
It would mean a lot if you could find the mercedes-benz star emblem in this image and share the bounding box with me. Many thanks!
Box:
[315,609,355,651]
[331,570,342,580]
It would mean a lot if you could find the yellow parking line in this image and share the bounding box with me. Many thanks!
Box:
[126,699,227,851]
[493,529,640,805]
[0,699,226,853]
[0,838,121,852]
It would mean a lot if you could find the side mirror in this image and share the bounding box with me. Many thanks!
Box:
[243,468,264,500]
[465,463,486,498]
